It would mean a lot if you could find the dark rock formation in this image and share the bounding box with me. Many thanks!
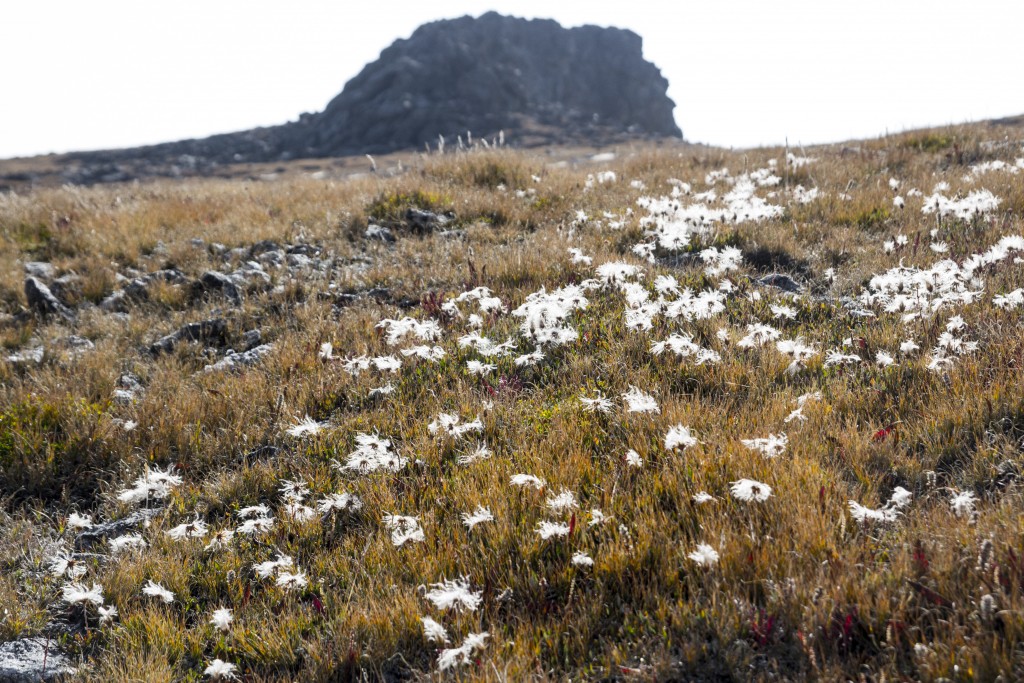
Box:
[31,13,680,185]
[310,12,682,154]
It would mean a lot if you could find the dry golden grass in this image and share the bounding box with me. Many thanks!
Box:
[2,123,1024,681]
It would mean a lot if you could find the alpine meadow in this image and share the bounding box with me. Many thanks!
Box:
[4,122,1024,681]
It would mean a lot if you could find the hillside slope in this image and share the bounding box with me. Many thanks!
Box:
[1,122,1024,681]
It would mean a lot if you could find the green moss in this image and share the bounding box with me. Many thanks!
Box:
[902,132,954,153]
[366,189,452,225]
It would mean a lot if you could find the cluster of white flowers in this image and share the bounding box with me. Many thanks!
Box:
[116,465,183,505]
[335,432,407,473]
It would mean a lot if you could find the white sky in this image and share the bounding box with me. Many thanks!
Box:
[2,0,1022,159]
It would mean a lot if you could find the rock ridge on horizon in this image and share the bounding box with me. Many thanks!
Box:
[36,12,682,184]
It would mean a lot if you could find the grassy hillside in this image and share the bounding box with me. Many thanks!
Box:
[2,123,1024,681]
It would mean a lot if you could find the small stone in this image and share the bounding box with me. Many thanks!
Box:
[203,343,274,373]
[756,273,803,293]
[365,224,396,243]
[24,277,74,320]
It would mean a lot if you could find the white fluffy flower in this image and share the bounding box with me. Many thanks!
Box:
[209,608,233,632]
[276,571,308,591]
[730,479,772,503]
[421,616,450,644]
[740,433,788,459]
[203,659,239,680]
[950,491,977,518]
[437,631,489,671]
[62,582,104,607]
[571,551,594,567]
[580,392,614,413]
[286,415,325,438]
[142,580,175,604]
[688,543,720,567]
[625,449,643,468]
[665,425,698,450]
[536,521,571,539]
[545,489,578,512]
[382,514,425,547]
[622,386,659,414]
[510,474,545,490]
[461,506,494,531]
[424,578,482,612]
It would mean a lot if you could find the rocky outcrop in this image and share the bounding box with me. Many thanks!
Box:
[309,12,682,154]
[33,13,680,185]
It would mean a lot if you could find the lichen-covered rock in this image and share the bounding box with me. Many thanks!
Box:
[0,638,74,681]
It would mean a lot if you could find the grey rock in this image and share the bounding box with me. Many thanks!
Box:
[404,208,452,234]
[0,638,74,682]
[230,261,271,286]
[24,277,74,320]
[5,346,44,365]
[756,273,803,293]
[119,373,144,392]
[150,318,228,355]
[203,343,274,373]
[286,244,318,256]
[59,336,95,354]
[48,274,82,304]
[257,249,285,267]
[145,268,188,286]
[437,229,467,240]
[74,508,161,550]
[123,278,149,302]
[23,262,55,280]
[286,253,313,269]
[98,290,128,312]
[112,388,136,405]
[250,239,281,256]
[241,329,262,350]
[194,271,242,305]
[48,13,681,186]
[365,224,396,243]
